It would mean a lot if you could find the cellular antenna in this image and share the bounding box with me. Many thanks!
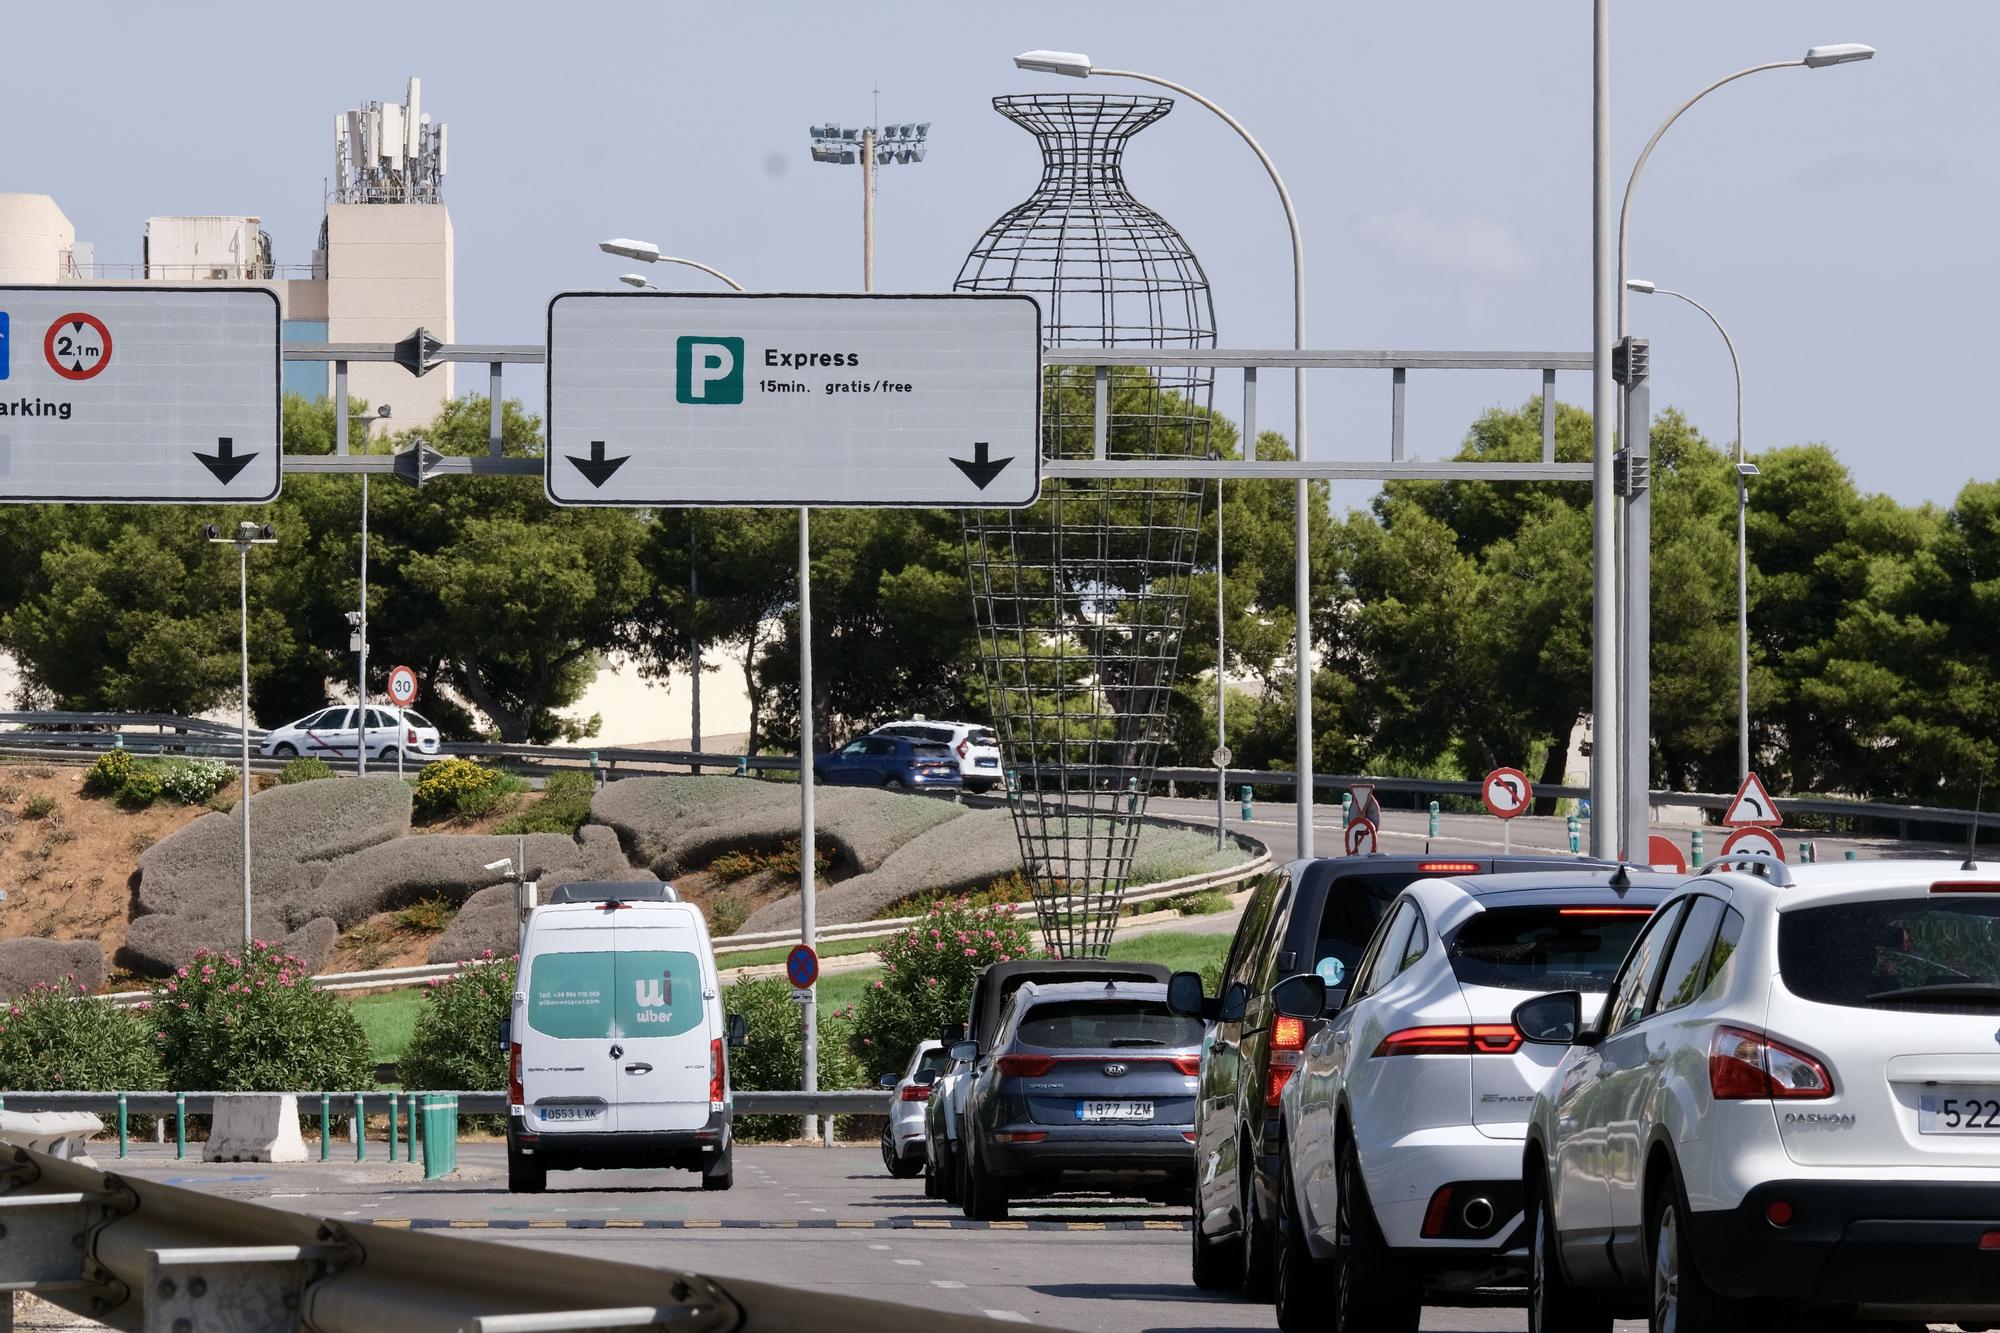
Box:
[1963,777,1986,872]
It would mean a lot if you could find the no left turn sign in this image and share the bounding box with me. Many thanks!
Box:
[1482,767,1533,819]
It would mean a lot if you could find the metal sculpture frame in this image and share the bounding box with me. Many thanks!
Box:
[955,93,1216,958]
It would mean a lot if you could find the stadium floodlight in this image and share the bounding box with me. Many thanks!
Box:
[1014,49,1093,77]
[809,111,934,290]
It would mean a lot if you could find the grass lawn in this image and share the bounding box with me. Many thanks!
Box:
[349,989,425,1065]
[1106,931,1230,977]
[717,935,883,971]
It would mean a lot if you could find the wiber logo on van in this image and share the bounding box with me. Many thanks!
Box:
[633,974,676,1022]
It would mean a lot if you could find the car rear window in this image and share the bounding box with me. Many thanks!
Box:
[1446,905,1656,992]
[969,731,999,747]
[1308,873,1426,990]
[1015,1000,1202,1050]
[403,711,432,729]
[912,743,953,758]
[1780,896,2000,1012]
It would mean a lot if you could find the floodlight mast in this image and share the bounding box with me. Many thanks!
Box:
[207,520,277,946]
[806,117,931,292]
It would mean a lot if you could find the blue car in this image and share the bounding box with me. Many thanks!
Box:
[814,736,963,791]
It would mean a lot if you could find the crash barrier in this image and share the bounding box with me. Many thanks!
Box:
[0,1141,1012,1333]
[0,1090,891,1161]
[0,1110,103,1162]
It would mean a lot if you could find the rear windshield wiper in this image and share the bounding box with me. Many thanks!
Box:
[1107,1037,1168,1047]
[1864,982,2000,1004]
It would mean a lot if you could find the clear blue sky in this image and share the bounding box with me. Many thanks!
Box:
[4,1,1988,506]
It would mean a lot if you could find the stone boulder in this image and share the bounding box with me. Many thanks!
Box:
[0,937,107,998]
[427,884,518,964]
[592,776,794,877]
[738,806,1021,934]
[311,825,645,928]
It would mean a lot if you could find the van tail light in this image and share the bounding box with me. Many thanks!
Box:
[1373,1025,1524,1058]
[508,1043,524,1106]
[1709,1026,1833,1101]
[1172,1055,1202,1077]
[957,739,969,759]
[996,1055,1055,1078]
[900,1084,932,1102]
[709,1038,726,1106]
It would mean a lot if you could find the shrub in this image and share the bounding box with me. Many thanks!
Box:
[393,897,458,933]
[709,851,759,882]
[708,893,749,937]
[846,897,1037,1081]
[0,976,166,1091]
[21,794,58,821]
[85,749,136,795]
[491,770,594,835]
[115,768,163,810]
[158,758,232,805]
[412,759,517,821]
[399,953,516,1092]
[725,975,866,1140]
[150,940,374,1092]
[1172,890,1232,917]
[343,924,394,969]
[277,756,336,785]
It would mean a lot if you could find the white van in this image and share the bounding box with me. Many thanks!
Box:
[505,881,746,1193]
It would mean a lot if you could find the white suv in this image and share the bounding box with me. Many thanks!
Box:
[1271,869,1675,1332]
[870,720,1003,792]
[1520,855,2000,1332]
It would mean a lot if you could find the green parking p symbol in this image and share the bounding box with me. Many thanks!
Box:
[676,336,744,404]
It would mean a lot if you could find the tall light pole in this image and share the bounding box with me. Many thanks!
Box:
[808,120,930,289]
[1612,41,1873,857]
[1628,279,1754,783]
[1014,50,1315,857]
[206,521,276,946]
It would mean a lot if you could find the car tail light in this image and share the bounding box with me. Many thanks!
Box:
[994,1131,1048,1144]
[407,728,418,743]
[709,1038,726,1106]
[957,739,969,758]
[1421,1186,1455,1239]
[900,1084,932,1102]
[1182,1130,1198,1143]
[1709,1025,1833,1101]
[1419,861,1483,874]
[1982,1230,2000,1251]
[508,1043,524,1106]
[996,1055,1055,1078]
[1765,1201,1794,1228]
[1373,1025,1524,1057]
[1172,1055,1201,1077]
[1933,881,2000,893]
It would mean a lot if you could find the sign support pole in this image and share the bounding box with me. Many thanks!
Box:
[798,506,819,1144]
[238,541,253,947]
[1589,0,1621,859]
[358,473,369,778]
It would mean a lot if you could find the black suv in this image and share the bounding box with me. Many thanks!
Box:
[1169,852,1610,1298]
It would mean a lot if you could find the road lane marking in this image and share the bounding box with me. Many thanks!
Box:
[985,1313,1031,1323]
[894,1259,923,1266]
[932,1281,967,1289]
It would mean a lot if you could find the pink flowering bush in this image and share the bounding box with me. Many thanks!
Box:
[848,897,1037,1080]
[0,975,164,1091]
[149,940,371,1091]
[398,952,518,1093]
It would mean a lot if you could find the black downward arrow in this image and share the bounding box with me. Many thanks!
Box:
[567,440,629,489]
[193,436,257,484]
[951,440,1012,491]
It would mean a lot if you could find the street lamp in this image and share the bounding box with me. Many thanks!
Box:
[618,274,655,290]
[807,119,930,292]
[1013,49,1317,857]
[205,521,276,946]
[596,240,747,293]
[1628,278,1752,784]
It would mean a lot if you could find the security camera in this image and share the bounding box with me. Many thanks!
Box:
[483,859,515,875]
[377,404,393,419]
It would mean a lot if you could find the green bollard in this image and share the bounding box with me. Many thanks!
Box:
[1342,793,1353,827]
[1846,849,1857,861]
[175,1092,186,1160]
[117,1093,128,1159]
[1691,829,1705,865]
[1799,841,1811,864]
[590,750,601,786]
[1240,785,1253,821]
[355,1093,366,1162]
[734,755,748,778]
[1567,815,1581,854]
[388,1092,399,1160]
[320,1092,331,1162]
[1428,801,1440,840]
[407,1092,419,1162]
[114,732,125,750]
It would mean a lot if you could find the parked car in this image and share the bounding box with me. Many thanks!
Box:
[925,959,1171,1204]
[1521,856,2000,1332]
[870,719,1003,792]
[259,705,441,763]
[505,881,746,1194]
[952,979,1202,1220]
[814,735,963,791]
[1167,852,1612,1298]
[880,1040,948,1179]
[1269,868,1675,1331]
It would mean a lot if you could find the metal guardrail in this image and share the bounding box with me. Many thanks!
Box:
[0,1089,890,1119]
[0,1139,1002,1332]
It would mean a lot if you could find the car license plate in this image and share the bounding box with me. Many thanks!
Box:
[1078,1100,1153,1123]
[537,1105,603,1122]
[977,758,999,767]
[1918,1089,2000,1134]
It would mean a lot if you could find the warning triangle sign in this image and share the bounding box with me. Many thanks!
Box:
[1723,772,1782,827]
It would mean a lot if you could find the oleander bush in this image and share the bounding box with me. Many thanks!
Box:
[845,897,1037,1082]
[150,940,373,1092]
[399,953,516,1093]
[0,975,165,1091]
[724,975,866,1141]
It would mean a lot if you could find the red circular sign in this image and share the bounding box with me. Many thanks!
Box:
[1647,834,1689,875]
[1344,817,1379,856]
[1482,767,1533,819]
[1720,826,1786,863]
[387,665,419,707]
[44,312,112,381]
[786,944,820,989]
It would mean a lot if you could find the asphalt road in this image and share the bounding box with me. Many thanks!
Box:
[104,1142,1642,1333]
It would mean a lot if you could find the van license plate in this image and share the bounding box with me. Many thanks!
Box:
[538,1105,603,1122]
[1918,1090,2000,1134]
[1079,1101,1153,1123]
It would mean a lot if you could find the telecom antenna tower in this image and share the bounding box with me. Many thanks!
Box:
[333,77,447,205]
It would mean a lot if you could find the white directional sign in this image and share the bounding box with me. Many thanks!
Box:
[545,292,1041,508]
[0,286,281,503]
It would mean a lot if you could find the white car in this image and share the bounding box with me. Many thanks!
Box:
[1272,869,1676,1332]
[259,705,441,763]
[881,1040,947,1179]
[870,719,1003,792]
[1520,855,2000,1332]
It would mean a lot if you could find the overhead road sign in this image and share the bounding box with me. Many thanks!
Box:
[0,286,280,504]
[1723,772,1782,827]
[1482,767,1533,820]
[544,292,1041,508]
[1720,825,1785,863]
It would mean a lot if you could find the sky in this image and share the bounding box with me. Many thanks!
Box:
[4,0,1992,509]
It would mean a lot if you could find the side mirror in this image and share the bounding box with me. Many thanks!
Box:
[879,1072,899,1089]
[498,1019,512,1054]
[1512,991,1585,1046]
[1270,972,1327,1020]
[1218,982,1249,1025]
[1166,971,1207,1018]
[913,1068,938,1087]
[949,1040,978,1063]
[726,1012,749,1049]
[939,1022,966,1046]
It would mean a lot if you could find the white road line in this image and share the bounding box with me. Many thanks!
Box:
[869,1244,891,1250]
[931,1280,967,1290]
[894,1258,923,1266]
[984,1313,1031,1324]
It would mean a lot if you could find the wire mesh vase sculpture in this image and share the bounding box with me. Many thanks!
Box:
[955,93,1215,958]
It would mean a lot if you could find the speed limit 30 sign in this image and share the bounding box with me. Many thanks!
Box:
[386,665,419,709]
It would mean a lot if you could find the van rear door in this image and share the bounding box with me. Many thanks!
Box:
[611,916,716,1133]
[520,914,620,1135]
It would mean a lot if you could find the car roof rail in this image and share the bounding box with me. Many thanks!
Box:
[1696,851,1795,888]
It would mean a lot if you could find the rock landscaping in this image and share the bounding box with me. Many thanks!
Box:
[0,937,106,1000]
